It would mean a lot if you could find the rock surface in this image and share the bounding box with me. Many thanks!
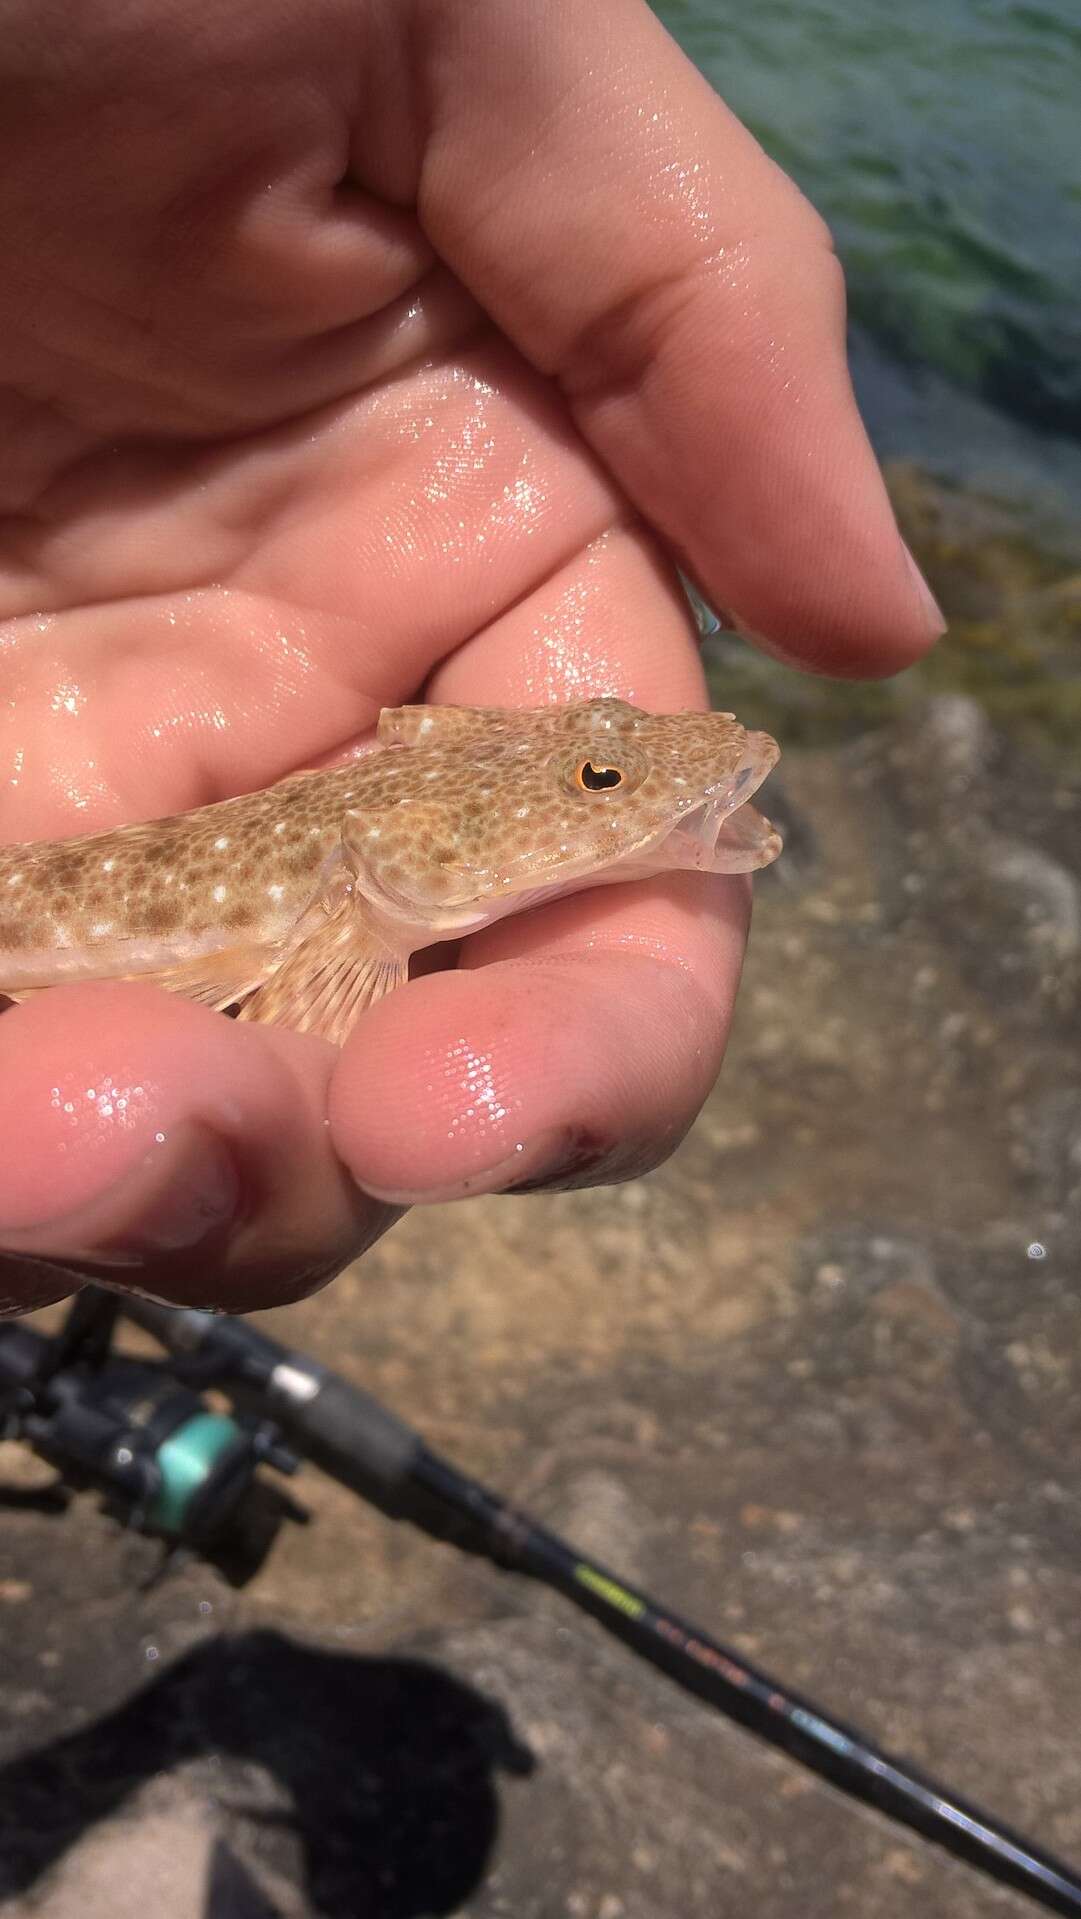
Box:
[1,682,1079,1919]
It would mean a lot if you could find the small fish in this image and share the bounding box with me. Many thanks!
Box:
[0,700,781,1045]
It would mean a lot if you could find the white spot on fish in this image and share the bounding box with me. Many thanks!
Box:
[102,857,115,873]
[214,836,229,851]
[212,884,227,903]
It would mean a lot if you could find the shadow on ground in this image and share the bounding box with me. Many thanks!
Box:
[0,1629,532,1919]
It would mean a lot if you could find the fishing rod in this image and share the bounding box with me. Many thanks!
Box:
[1,1285,1079,1916]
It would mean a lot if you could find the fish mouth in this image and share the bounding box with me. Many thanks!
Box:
[685,798,783,872]
[665,799,782,875]
[667,731,783,874]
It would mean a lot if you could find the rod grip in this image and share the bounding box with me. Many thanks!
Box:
[269,1363,419,1490]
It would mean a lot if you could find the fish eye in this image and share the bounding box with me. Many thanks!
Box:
[576,760,624,793]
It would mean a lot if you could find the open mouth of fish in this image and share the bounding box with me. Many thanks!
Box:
[661,733,783,875]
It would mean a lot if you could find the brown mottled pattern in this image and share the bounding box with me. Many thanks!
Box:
[0,700,781,1026]
[355,699,778,910]
[0,771,348,951]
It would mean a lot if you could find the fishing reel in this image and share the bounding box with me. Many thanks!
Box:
[0,1299,298,1546]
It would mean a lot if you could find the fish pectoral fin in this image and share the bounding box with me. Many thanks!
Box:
[236,909,407,1046]
[137,944,280,1010]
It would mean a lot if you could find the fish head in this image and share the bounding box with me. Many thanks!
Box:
[348,698,782,932]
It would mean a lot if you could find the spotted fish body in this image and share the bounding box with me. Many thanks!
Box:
[0,699,781,1045]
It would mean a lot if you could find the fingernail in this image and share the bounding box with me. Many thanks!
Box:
[902,541,947,639]
[356,1126,612,1206]
[0,1123,241,1266]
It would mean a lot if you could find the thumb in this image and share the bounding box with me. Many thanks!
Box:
[389,0,943,674]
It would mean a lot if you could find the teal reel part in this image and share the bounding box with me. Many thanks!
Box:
[145,1409,252,1539]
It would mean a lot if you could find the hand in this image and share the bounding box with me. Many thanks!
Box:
[0,0,942,1314]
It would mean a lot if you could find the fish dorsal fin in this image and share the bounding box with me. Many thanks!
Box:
[377,704,531,749]
[236,895,407,1045]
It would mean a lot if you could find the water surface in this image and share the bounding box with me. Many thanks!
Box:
[658,0,1081,542]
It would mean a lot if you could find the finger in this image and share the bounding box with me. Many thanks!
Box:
[0,1253,74,1319]
[429,523,706,713]
[0,986,396,1312]
[329,518,751,1204]
[330,896,748,1205]
[382,0,944,673]
[1,344,623,837]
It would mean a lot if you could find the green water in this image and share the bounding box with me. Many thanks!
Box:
[658,0,1081,542]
